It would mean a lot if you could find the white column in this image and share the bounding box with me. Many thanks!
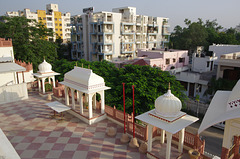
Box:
[42,77,46,94]
[166,131,172,159]
[52,76,56,88]
[79,92,83,114]
[38,78,41,92]
[93,93,96,110]
[161,129,165,144]
[76,91,79,103]
[88,93,93,118]
[147,124,153,152]
[100,91,105,114]
[65,87,69,106]
[71,88,75,110]
[48,77,51,85]
[178,128,185,153]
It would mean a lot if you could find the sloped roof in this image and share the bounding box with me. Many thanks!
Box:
[0,63,25,73]
[198,80,240,134]
[132,59,149,66]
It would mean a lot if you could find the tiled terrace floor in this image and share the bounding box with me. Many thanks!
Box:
[0,92,190,159]
[0,92,146,159]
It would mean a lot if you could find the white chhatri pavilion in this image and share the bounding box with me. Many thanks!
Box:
[33,59,60,94]
[60,66,110,125]
[198,79,240,158]
[136,85,198,159]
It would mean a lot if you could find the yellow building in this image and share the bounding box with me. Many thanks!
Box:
[6,4,71,42]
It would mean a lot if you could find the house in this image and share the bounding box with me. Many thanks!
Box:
[216,52,240,80]
[137,48,189,72]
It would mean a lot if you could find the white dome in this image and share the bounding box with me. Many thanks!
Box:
[155,89,182,118]
[38,59,52,74]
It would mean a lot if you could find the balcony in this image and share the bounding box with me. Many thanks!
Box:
[122,18,134,23]
[162,27,170,35]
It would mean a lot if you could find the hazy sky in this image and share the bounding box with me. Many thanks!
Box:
[0,0,239,31]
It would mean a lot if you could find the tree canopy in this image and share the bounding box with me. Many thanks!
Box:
[170,18,240,52]
[0,16,58,71]
[53,59,187,115]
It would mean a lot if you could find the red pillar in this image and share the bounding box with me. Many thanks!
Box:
[132,85,135,138]
[122,83,126,134]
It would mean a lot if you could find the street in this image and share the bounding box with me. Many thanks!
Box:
[186,121,224,157]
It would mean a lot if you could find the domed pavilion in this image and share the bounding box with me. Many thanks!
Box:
[60,65,110,125]
[33,59,60,94]
[136,84,199,159]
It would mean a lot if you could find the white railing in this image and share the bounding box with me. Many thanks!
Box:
[0,83,28,104]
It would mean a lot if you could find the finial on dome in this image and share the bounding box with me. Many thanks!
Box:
[168,82,170,90]
[43,56,45,61]
[75,62,77,66]
[88,65,90,69]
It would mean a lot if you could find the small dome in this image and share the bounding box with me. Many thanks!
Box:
[38,59,52,74]
[155,88,182,118]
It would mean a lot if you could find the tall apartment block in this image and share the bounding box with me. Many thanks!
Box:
[71,7,170,61]
[6,4,71,43]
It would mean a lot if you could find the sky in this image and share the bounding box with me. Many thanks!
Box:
[0,0,239,31]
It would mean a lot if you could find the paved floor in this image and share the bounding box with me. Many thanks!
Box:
[0,92,146,159]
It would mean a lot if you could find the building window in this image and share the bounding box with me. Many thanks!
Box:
[55,18,57,21]
[56,29,58,31]
[60,29,62,31]
[179,58,185,63]
[43,18,46,20]
[60,24,62,26]
[166,59,170,65]
[55,23,58,26]
[173,58,176,63]
[38,17,42,20]
[47,17,52,21]
[60,34,62,36]
[59,19,62,21]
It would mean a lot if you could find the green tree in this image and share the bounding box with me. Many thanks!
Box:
[0,16,58,71]
[170,18,240,52]
[53,59,187,115]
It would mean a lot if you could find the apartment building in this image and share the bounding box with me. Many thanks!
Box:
[71,7,170,61]
[6,4,71,43]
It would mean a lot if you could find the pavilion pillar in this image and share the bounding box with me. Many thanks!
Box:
[166,131,172,159]
[93,93,96,110]
[48,77,51,85]
[71,88,75,110]
[160,129,165,144]
[178,128,185,153]
[65,87,69,106]
[52,76,56,88]
[38,78,41,92]
[76,91,79,103]
[100,91,105,114]
[85,94,88,103]
[42,77,46,94]
[79,91,83,115]
[147,124,153,152]
[88,93,93,118]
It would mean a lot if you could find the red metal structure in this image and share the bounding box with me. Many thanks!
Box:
[122,83,126,133]
[132,85,135,138]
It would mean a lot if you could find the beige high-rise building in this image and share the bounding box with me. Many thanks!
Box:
[6,4,71,43]
[71,7,170,61]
